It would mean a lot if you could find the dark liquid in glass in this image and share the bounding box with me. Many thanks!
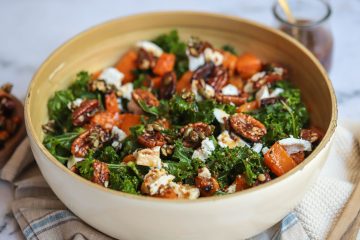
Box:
[281,20,333,71]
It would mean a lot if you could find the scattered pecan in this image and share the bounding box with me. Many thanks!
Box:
[180,122,214,148]
[138,131,166,148]
[88,79,107,93]
[137,48,156,70]
[260,97,284,107]
[191,62,214,81]
[290,151,305,164]
[187,36,213,57]
[215,93,248,106]
[254,73,283,89]
[0,94,16,116]
[229,113,267,142]
[154,118,170,129]
[160,144,175,157]
[92,160,110,187]
[159,71,177,99]
[206,66,228,91]
[132,89,160,107]
[195,176,220,197]
[72,99,99,126]
[300,128,323,143]
[71,126,109,157]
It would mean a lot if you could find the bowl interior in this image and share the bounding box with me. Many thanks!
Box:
[25,12,337,198]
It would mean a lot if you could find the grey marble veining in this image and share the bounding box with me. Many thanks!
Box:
[0,0,360,239]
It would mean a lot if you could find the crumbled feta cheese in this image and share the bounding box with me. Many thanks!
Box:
[269,88,284,98]
[278,137,312,155]
[98,67,124,90]
[191,80,202,101]
[149,174,175,195]
[136,41,163,57]
[169,182,200,200]
[256,85,270,100]
[67,155,84,169]
[273,67,284,76]
[198,167,211,179]
[204,84,215,98]
[67,98,83,111]
[213,108,230,124]
[252,143,263,153]
[221,84,239,96]
[226,183,237,193]
[192,137,215,162]
[118,82,133,100]
[135,146,162,168]
[187,51,206,71]
[111,126,127,149]
[104,181,109,188]
[250,71,266,82]
[204,48,224,66]
[262,146,270,155]
[243,81,255,93]
[217,131,249,149]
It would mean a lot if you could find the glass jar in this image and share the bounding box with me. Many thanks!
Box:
[273,0,333,71]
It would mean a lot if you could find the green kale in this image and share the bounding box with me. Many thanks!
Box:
[251,81,309,146]
[132,72,149,89]
[164,140,204,184]
[76,151,95,180]
[221,44,237,55]
[97,146,121,164]
[69,71,92,98]
[152,30,189,77]
[138,100,159,117]
[47,90,74,132]
[108,162,143,194]
[43,130,80,164]
[207,145,266,187]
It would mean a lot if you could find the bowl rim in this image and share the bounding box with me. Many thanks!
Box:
[25,11,337,204]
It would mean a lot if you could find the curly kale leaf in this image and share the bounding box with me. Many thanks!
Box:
[96,146,121,164]
[207,145,266,187]
[164,140,204,184]
[221,44,237,55]
[47,90,74,132]
[251,81,309,146]
[108,162,144,194]
[152,30,188,77]
[76,151,95,180]
[43,130,81,164]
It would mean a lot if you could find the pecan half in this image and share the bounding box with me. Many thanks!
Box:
[71,126,109,157]
[215,93,248,106]
[138,131,166,148]
[137,48,156,70]
[187,36,213,57]
[159,71,177,100]
[92,160,110,187]
[290,151,305,164]
[229,113,267,142]
[300,128,323,143]
[206,66,228,91]
[72,99,99,127]
[260,97,285,107]
[192,62,214,81]
[180,122,214,148]
[132,89,160,107]
[195,176,220,197]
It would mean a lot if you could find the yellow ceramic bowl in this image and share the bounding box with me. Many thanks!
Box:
[25,12,337,240]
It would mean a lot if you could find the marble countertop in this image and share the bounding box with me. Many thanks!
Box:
[1,0,360,239]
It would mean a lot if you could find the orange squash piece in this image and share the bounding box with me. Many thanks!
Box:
[222,51,238,77]
[152,53,176,76]
[236,100,260,113]
[91,112,121,130]
[105,92,120,113]
[151,76,162,89]
[122,154,136,163]
[236,53,262,79]
[264,142,297,176]
[235,174,249,192]
[118,114,142,135]
[176,71,193,93]
[115,50,138,84]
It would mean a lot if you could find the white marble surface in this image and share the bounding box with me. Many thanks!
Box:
[1,0,360,239]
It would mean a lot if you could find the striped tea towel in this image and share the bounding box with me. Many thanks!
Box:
[1,120,359,240]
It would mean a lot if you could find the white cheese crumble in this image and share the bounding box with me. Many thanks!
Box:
[187,49,206,71]
[243,81,255,93]
[204,48,224,66]
[149,174,175,195]
[192,137,215,162]
[135,146,162,168]
[262,146,270,155]
[67,98,83,111]
[198,167,211,179]
[204,84,215,98]
[252,143,263,153]
[278,137,312,155]
[269,88,284,98]
[191,80,202,101]
[213,108,230,124]
[273,67,284,76]
[217,131,249,149]
[98,67,124,90]
[169,182,200,200]
[118,82,134,100]
[67,155,84,169]
[136,41,163,57]
[226,183,237,194]
[111,126,127,148]
[221,84,239,96]
[256,85,270,101]
[250,71,266,82]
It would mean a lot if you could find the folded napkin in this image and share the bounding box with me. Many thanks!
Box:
[1,121,359,240]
